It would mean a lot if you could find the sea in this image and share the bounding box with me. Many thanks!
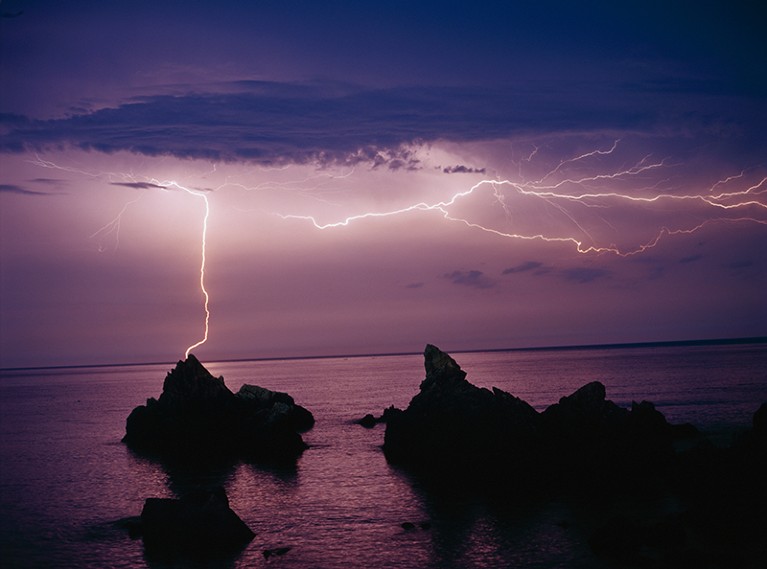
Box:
[1,341,766,569]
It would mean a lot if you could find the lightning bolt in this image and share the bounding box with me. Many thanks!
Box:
[177,186,211,359]
[23,139,767,364]
[276,141,767,256]
[24,156,214,359]
[89,194,145,252]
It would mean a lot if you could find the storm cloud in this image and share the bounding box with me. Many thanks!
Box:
[1,79,759,167]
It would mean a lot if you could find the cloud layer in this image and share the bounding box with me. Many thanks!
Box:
[2,80,761,168]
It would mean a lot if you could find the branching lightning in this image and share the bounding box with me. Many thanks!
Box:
[26,156,213,358]
[24,139,767,361]
[276,141,767,256]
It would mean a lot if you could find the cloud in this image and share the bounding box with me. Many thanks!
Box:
[1,79,757,167]
[110,181,168,190]
[0,183,49,196]
[29,178,66,185]
[502,262,607,283]
[502,261,543,275]
[726,260,753,270]
[442,164,486,174]
[405,282,424,289]
[561,267,611,284]
[443,270,494,289]
[679,254,703,264]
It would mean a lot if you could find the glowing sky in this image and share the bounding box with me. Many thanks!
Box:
[1,1,765,367]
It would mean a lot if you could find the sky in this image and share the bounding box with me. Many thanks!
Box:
[1,0,765,367]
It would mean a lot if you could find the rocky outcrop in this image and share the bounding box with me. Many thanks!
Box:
[139,487,254,555]
[356,406,400,428]
[383,344,676,486]
[123,354,314,463]
[384,345,539,476]
[379,344,766,566]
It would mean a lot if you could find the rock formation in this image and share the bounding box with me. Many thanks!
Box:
[383,344,677,486]
[123,354,314,463]
[384,344,539,478]
[139,486,255,555]
[378,344,767,567]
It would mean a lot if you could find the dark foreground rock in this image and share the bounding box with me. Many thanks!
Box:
[139,487,254,555]
[383,345,678,487]
[381,344,767,567]
[384,345,540,480]
[590,416,767,569]
[123,354,314,463]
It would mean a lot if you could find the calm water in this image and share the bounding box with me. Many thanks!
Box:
[1,343,766,568]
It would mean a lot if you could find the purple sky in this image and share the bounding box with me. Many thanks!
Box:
[1,1,765,367]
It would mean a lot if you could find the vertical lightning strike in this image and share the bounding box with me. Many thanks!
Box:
[26,154,215,359]
[173,185,211,359]
[24,145,767,363]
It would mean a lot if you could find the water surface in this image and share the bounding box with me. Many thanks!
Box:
[1,343,765,568]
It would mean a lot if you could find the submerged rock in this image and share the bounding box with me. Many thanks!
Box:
[263,546,291,559]
[140,487,254,555]
[123,354,313,463]
[356,406,399,428]
[358,414,378,428]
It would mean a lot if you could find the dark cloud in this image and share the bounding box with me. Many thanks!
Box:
[109,181,168,190]
[0,183,48,196]
[726,260,753,270]
[679,254,703,264]
[442,165,486,174]
[405,282,424,289]
[502,261,543,275]
[561,267,611,284]
[1,80,759,167]
[443,270,494,289]
[29,178,66,185]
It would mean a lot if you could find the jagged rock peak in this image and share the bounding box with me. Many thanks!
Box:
[160,354,231,406]
[172,353,222,382]
[423,344,467,382]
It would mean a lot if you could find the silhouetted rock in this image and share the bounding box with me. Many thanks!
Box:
[540,385,675,485]
[263,546,291,559]
[380,345,767,566]
[753,402,767,445]
[140,486,254,555]
[358,406,401,428]
[589,515,686,566]
[358,414,377,428]
[123,354,313,463]
[384,344,539,476]
[383,345,676,486]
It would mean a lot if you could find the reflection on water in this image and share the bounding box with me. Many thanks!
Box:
[0,343,765,567]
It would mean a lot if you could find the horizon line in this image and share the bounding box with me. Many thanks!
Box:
[1,335,765,373]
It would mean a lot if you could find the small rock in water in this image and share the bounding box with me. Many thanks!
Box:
[139,486,255,555]
[263,546,291,558]
[358,413,377,428]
